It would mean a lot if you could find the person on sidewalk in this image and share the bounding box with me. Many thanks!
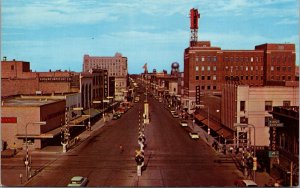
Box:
[119,144,124,154]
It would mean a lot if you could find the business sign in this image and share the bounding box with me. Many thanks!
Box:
[268,118,284,127]
[1,117,17,123]
[268,151,279,158]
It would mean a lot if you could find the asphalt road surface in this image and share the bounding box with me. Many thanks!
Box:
[23,94,242,187]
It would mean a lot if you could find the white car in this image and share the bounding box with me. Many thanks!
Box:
[68,176,88,187]
[189,132,199,139]
[234,179,257,187]
[180,121,188,127]
[172,112,179,118]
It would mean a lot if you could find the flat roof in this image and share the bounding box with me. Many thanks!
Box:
[2,98,63,107]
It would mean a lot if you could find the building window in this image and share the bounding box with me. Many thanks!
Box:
[256,66,258,71]
[207,85,211,90]
[251,66,253,71]
[225,66,228,70]
[201,66,205,71]
[213,56,217,62]
[11,65,14,70]
[251,57,253,62]
[196,57,199,62]
[251,76,253,80]
[271,76,274,80]
[240,66,243,71]
[225,57,228,62]
[261,66,263,71]
[202,76,205,80]
[282,67,286,71]
[207,66,211,71]
[271,66,274,71]
[207,56,210,62]
[213,86,216,90]
[288,66,291,71]
[236,66,238,71]
[245,66,248,71]
[213,66,217,71]
[201,57,205,61]
[196,76,199,80]
[236,57,239,62]
[246,76,248,80]
[256,76,258,80]
[213,75,216,80]
[241,76,243,80]
[282,76,285,80]
[240,101,245,111]
[201,86,205,90]
[230,57,234,62]
[207,76,211,80]
[288,76,291,80]
[283,101,290,106]
[265,101,272,111]
[276,66,280,71]
[196,66,199,71]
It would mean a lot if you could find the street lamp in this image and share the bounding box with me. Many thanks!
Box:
[25,121,46,180]
[234,123,256,182]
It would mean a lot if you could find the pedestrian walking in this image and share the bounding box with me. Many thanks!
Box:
[119,144,124,154]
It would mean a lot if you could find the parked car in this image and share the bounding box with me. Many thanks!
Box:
[172,112,179,118]
[113,112,121,120]
[189,132,199,139]
[180,121,188,127]
[68,176,88,186]
[234,179,257,187]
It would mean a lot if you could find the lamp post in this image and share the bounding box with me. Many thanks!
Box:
[25,121,46,180]
[234,123,256,182]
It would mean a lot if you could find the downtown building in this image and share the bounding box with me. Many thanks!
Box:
[183,41,297,113]
[83,52,128,101]
[1,58,110,149]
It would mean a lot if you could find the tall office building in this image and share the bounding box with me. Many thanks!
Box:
[83,53,128,101]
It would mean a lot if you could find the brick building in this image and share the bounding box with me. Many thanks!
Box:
[183,41,297,113]
[83,53,128,101]
[1,59,80,97]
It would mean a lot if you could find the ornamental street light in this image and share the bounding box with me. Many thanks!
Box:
[25,121,46,180]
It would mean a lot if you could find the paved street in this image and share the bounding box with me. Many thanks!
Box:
[2,93,243,187]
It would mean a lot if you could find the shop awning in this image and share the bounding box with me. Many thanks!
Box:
[83,108,101,118]
[16,127,62,139]
[194,114,206,121]
[202,119,222,132]
[216,128,234,139]
[69,115,89,125]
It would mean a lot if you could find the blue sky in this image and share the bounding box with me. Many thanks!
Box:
[2,0,299,74]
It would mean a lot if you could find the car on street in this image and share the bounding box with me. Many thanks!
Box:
[67,176,88,186]
[234,179,257,187]
[172,112,179,118]
[189,132,199,139]
[180,121,188,127]
[112,113,121,120]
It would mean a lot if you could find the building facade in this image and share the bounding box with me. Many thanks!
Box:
[222,84,299,147]
[1,97,66,149]
[183,41,297,113]
[83,53,128,101]
[270,106,299,186]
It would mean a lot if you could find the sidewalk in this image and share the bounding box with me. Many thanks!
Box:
[183,116,276,187]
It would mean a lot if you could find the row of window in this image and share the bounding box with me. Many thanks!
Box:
[271,55,292,63]
[90,59,122,63]
[225,66,263,71]
[195,56,217,62]
[240,100,291,112]
[224,56,262,63]
[195,75,292,81]
[270,66,292,71]
[195,66,217,71]
[199,85,217,90]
